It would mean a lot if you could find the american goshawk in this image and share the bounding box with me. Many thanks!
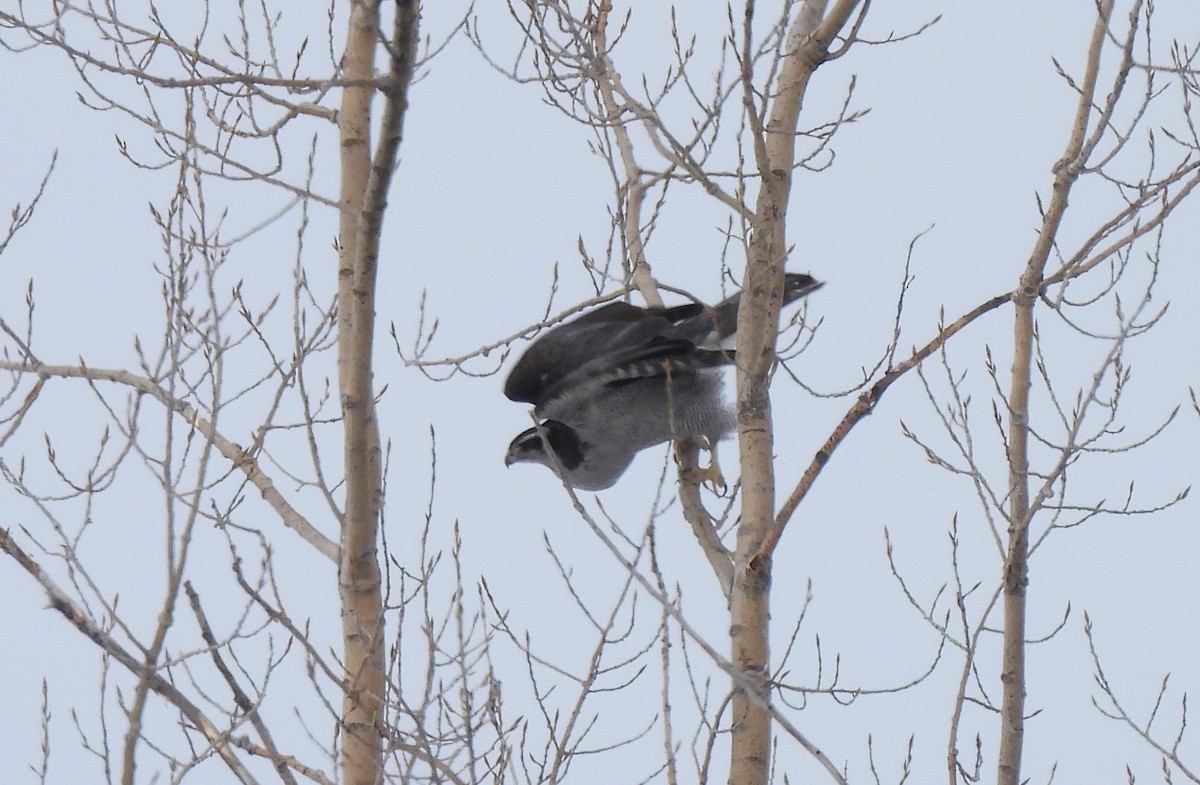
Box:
[503,273,823,490]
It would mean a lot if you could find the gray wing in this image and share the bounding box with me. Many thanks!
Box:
[505,303,684,407]
[505,273,822,407]
[535,336,731,416]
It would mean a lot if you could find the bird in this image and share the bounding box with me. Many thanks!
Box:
[503,273,823,490]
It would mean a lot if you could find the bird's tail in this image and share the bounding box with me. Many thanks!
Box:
[781,272,825,305]
[696,272,823,347]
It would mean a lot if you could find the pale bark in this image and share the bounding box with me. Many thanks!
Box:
[998,4,1114,784]
[730,3,862,785]
[336,2,419,780]
[337,2,384,783]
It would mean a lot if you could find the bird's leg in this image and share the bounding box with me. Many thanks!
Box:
[680,436,727,494]
[699,436,727,493]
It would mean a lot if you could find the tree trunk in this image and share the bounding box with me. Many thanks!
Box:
[338,2,385,783]
[730,4,861,785]
[998,5,1113,783]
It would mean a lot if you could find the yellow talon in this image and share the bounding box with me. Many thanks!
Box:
[681,438,727,493]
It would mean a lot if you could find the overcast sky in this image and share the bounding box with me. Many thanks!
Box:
[2,2,1199,783]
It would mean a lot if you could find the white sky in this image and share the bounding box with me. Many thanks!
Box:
[2,1,1199,783]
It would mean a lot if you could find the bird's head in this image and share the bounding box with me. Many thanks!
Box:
[504,419,585,474]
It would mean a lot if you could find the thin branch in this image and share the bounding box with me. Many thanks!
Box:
[0,361,337,561]
[0,528,262,785]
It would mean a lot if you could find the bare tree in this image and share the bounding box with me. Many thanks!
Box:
[0,1,440,783]
[3,1,1200,785]
[455,1,1200,784]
